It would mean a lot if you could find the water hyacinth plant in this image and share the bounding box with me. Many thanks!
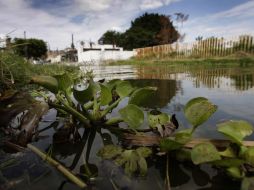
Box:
[30,73,254,189]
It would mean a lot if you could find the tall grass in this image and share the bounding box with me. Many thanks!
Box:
[0,51,79,91]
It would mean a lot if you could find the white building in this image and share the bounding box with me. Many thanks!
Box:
[77,42,136,64]
[0,34,7,49]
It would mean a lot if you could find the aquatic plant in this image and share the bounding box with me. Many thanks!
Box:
[30,73,254,189]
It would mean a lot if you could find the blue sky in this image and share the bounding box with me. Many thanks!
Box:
[0,0,253,49]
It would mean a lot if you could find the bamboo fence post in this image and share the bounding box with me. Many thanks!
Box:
[27,144,87,189]
[247,36,251,53]
[251,36,254,54]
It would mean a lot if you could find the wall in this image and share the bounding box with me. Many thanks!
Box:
[78,49,136,64]
[47,55,62,63]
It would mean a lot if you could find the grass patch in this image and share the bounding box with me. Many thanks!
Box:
[108,54,254,66]
[0,51,79,91]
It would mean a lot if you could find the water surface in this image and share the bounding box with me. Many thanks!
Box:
[35,63,254,190]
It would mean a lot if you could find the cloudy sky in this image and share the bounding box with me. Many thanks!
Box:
[0,0,254,49]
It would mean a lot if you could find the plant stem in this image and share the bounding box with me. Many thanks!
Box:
[101,98,121,117]
[104,117,124,125]
[83,101,93,110]
[56,95,91,128]
[27,144,87,189]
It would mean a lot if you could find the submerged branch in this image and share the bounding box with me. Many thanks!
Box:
[165,154,171,190]
[27,144,87,189]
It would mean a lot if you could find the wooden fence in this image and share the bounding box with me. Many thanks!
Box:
[134,35,254,59]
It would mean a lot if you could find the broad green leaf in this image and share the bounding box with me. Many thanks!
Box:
[226,167,245,179]
[212,159,244,167]
[121,150,139,176]
[129,87,156,107]
[138,157,147,176]
[100,84,112,106]
[125,157,138,176]
[239,146,248,158]
[30,75,58,93]
[115,81,134,98]
[54,73,73,92]
[97,145,123,159]
[174,130,192,144]
[73,81,100,104]
[184,97,217,129]
[136,147,152,158]
[105,79,121,91]
[217,120,253,145]
[241,177,254,190]
[243,147,254,166]
[219,146,236,158]
[159,138,183,152]
[148,110,170,128]
[119,104,144,129]
[191,143,221,164]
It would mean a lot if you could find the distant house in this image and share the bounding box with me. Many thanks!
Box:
[0,35,11,51]
[77,41,136,64]
[47,48,77,63]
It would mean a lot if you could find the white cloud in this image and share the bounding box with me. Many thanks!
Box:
[139,0,164,10]
[0,0,180,49]
[1,0,253,49]
[182,1,254,42]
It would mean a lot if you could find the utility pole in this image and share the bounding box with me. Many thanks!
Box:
[71,34,75,49]
[24,31,28,59]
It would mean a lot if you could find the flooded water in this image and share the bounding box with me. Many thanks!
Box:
[34,62,254,190]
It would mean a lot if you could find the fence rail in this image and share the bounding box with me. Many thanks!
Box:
[134,35,254,59]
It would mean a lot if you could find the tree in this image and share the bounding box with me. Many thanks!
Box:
[13,38,47,59]
[124,13,179,49]
[100,13,179,50]
[155,15,179,45]
[98,30,122,47]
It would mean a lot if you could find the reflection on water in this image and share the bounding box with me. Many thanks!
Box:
[82,63,254,137]
[36,63,254,190]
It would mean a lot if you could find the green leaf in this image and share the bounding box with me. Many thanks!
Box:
[30,75,58,93]
[219,146,236,158]
[100,84,112,106]
[184,97,217,129]
[105,79,121,91]
[138,157,147,176]
[73,81,100,104]
[191,143,221,164]
[226,167,245,179]
[212,159,244,167]
[129,87,156,107]
[217,120,253,145]
[159,138,183,152]
[125,157,138,176]
[243,147,254,166]
[148,110,170,129]
[136,147,152,158]
[174,130,192,144]
[97,145,123,159]
[121,150,139,176]
[119,104,144,129]
[54,73,73,93]
[115,81,134,98]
